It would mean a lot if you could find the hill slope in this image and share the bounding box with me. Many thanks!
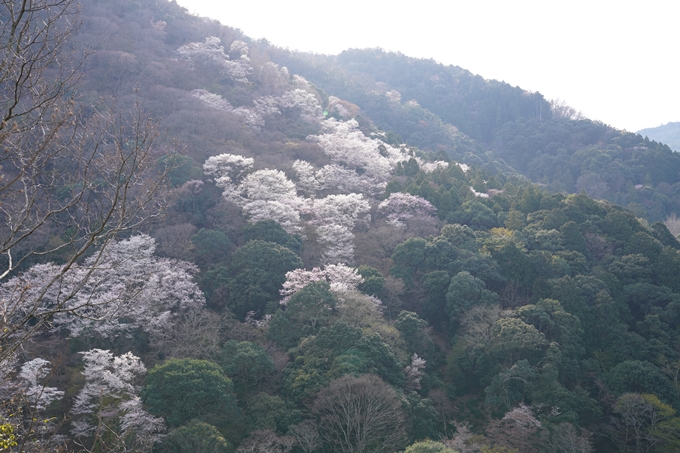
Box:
[639,122,680,151]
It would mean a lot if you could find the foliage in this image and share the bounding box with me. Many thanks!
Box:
[156,420,229,453]
[142,359,239,428]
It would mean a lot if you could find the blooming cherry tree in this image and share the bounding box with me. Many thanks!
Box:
[204,154,305,234]
[71,349,165,451]
[53,235,206,339]
[0,236,206,341]
[177,36,251,83]
[419,160,449,173]
[280,264,364,303]
[378,192,437,227]
[191,89,233,112]
[19,358,64,411]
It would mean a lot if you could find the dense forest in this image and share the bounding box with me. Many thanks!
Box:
[639,123,680,152]
[3,1,680,453]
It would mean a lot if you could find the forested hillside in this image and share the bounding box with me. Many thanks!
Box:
[639,122,680,152]
[3,1,680,453]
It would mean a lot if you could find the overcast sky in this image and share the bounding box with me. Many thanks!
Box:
[176,0,679,132]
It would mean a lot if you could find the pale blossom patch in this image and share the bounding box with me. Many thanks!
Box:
[71,349,165,447]
[470,187,490,198]
[378,192,437,227]
[191,89,232,112]
[19,358,64,411]
[280,264,364,303]
[227,89,322,131]
[176,36,251,83]
[47,235,205,339]
[204,154,305,234]
[404,353,426,391]
[292,160,322,194]
[419,161,449,173]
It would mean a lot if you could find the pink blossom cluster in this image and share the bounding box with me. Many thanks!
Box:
[280,264,364,303]
[378,192,437,227]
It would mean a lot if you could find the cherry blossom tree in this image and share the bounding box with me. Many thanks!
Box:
[304,194,370,264]
[0,357,67,452]
[18,359,64,412]
[419,161,449,173]
[403,353,426,391]
[71,349,165,452]
[378,193,437,227]
[176,37,251,83]
[191,89,233,112]
[280,264,364,303]
[1,235,205,342]
[203,154,305,234]
[292,160,322,195]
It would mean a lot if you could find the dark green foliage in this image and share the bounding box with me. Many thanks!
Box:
[243,220,303,255]
[624,232,663,262]
[156,420,229,453]
[391,237,427,286]
[605,360,680,407]
[226,240,302,318]
[229,240,303,276]
[142,359,239,428]
[282,322,404,402]
[221,341,275,389]
[244,393,300,435]
[422,270,450,328]
[445,271,499,326]
[651,222,680,249]
[191,228,232,267]
[395,311,434,359]
[448,201,497,230]
[402,392,440,441]
[357,265,385,297]
[559,221,588,255]
[656,247,680,292]
[269,281,337,349]
[160,153,203,187]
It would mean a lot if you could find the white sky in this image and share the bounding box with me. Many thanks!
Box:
[176,0,679,132]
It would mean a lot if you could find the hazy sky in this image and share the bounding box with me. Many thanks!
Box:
[176,0,679,132]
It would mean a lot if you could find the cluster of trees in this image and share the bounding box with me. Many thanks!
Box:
[5,0,680,452]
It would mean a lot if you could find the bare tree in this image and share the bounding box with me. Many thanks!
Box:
[236,430,295,453]
[0,0,171,365]
[288,421,320,453]
[312,374,406,453]
[664,214,680,238]
[550,99,585,121]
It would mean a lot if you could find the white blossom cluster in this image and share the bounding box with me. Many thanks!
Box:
[234,89,322,131]
[280,264,364,303]
[71,349,165,447]
[470,186,490,198]
[191,89,233,112]
[403,353,426,391]
[305,194,370,263]
[203,153,304,234]
[0,236,206,341]
[378,192,437,227]
[18,358,64,411]
[176,36,251,83]
[305,119,410,195]
[193,87,322,132]
[419,160,449,173]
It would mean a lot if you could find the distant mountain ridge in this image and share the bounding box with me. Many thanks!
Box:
[638,122,680,151]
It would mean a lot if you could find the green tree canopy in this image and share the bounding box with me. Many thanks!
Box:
[142,359,239,428]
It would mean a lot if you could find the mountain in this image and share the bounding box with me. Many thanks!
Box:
[5,1,680,452]
[639,122,680,152]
